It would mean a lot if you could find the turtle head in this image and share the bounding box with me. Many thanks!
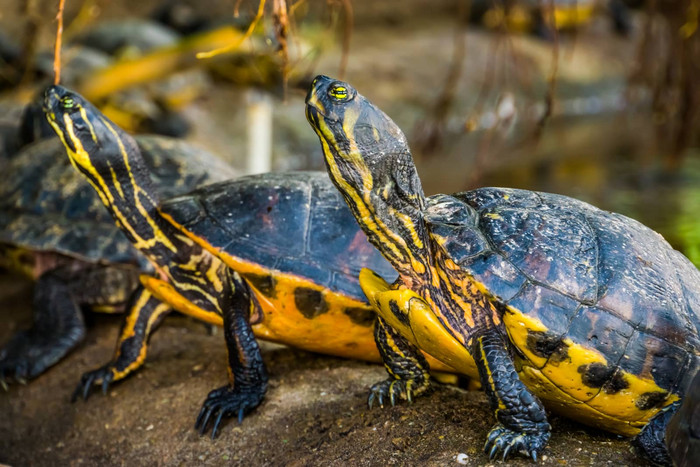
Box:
[306,75,430,278]
[43,85,136,178]
[305,75,418,190]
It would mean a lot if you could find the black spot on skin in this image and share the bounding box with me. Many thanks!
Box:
[244,273,277,298]
[390,300,410,326]
[295,287,329,319]
[602,369,629,394]
[526,330,569,363]
[636,391,669,411]
[578,362,616,388]
[343,307,375,327]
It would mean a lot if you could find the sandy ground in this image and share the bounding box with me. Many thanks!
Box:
[0,273,651,466]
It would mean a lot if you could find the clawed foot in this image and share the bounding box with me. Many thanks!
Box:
[367,377,429,409]
[484,424,549,461]
[195,384,265,439]
[71,364,117,402]
[0,349,31,389]
[0,331,74,388]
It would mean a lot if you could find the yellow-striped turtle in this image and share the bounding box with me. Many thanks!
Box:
[43,86,452,438]
[0,106,235,386]
[305,75,700,464]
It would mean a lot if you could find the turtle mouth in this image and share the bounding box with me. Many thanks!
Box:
[43,86,62,121]
[304,104,324,131]
[305,90,333,123]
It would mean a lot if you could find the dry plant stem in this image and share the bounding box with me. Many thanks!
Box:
[63,0,100,40]
[234,0,244,17]
[19,0,40,84]
[412,0,470,155]
[535,0,560,140]
[197,0,266,59]
[54,0,67,85]
[289,0,307,16]
[336,0,353,80]
[273,0,290,97]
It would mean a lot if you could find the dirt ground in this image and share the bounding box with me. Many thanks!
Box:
[0,273,651,466]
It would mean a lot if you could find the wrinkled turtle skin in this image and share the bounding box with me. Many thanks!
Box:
[0,126,235,385]
[305,75,700,465]
[666,370,700,467]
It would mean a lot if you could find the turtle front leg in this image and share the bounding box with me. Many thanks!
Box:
[368,316,431,408]
[471,329,550,461]
[0,268,86,387]
[632,400,680,466]
[195,269,268,439]
[72,285,171,401]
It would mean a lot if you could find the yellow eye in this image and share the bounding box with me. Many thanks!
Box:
[329,85,348,101]
[61,96,75,109]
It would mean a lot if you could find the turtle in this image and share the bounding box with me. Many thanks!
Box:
[666,369,700,467]
[0,106,237,386]
[5,16,207,137]
[304,75,700,464]
[43,85,454,438]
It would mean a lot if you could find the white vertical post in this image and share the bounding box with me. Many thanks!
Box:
[245,89,273,174]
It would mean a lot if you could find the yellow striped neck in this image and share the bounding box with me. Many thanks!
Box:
[51,110,182,269]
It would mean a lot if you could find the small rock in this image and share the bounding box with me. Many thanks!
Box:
[456,453,468,464]
[146,424,154,431]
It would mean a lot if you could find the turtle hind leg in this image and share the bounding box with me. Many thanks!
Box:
[631,401,679,466]
[472,329,550,461]
[0,268,86,386]
[195,270,268,439]
[368,316,431,408]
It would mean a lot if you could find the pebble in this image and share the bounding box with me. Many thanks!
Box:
[456,453,468,464]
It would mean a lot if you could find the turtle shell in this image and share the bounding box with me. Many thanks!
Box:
[159,171,398,303]
[425,187,700,435]
[0,99,25,159]
[0,135,236,269]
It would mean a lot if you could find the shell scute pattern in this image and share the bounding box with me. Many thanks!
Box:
[424,187,699,421]
[160,172,396,298]
[482,205,599,304]
[507,283,581,343]
[0,136,234,265]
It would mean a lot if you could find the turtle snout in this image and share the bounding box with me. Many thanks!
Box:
[43,86,62,114]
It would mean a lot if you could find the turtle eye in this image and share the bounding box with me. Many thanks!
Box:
[328,84,349,102]
[60,96,76,110]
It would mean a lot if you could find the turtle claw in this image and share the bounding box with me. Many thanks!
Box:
[368,378,426,409]
[483,424,548,461]
[194,384,264,439]
[0,333,50,386]
[71,364,116,402]
[0,323,85,387]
